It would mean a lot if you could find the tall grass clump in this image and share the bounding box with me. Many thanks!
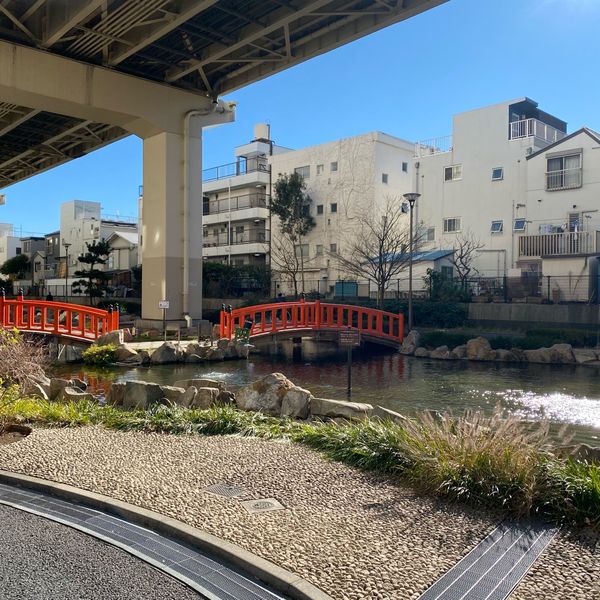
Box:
[396,410,553,515]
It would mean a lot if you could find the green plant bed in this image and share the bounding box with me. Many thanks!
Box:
[2,396,598,528]
[82,344,119,366]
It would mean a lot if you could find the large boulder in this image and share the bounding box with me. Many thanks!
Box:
[430,345,451,360]
[414,347,430,358]
[557,443,600,463]
[217,390,236,405]
[549,343,575,364]
[216,338,230,351]
[106,382,126,406]
[96,330,124,346]
[189,387,220,410]
[23,382,49,400]
[123,381,164,410]
[400,330,420,355]
[206,348,225,361]
[509,348,527,363]
[373,405,408,424]
[49,378,71,401]
[466,337,496,361]
[150,342,181,364]
[451,345,467,359]
[281,386,312,419]
[495,349,518,362]
[174,378,226,391]
[58,386,95,403]
[160,385,188,405]
[573,348,599,365]
[115,345,141,363]
[524,347,553,364]
[310,397,372,420]
[235,372,294,416]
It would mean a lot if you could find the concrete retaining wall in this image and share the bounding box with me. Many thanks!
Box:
[467,303,600,329]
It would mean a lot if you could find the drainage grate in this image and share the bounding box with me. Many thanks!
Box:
[240,499,285,514]
[202,483,247,498]
[0,483,289,600]
[417,521,559,600]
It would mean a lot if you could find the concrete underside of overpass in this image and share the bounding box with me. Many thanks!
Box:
[0,0,447,321]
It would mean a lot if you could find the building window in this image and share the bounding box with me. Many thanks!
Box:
[441,266,453,279]
[15,247,21,255]
[426,227,435,242]
[443,218,461,233]
[491,167,504,181]
[35,262,41,272]
[382,173,388,184]
[317,204,324,215]
[402,162,408,173]
[295,165,310,179]
[491,220,503,233]
[444,164,462,181]
[514,218,526,232]
[316,244,323,256]
[330,243,337,254]
[317,164,324,175]
[330,161,338,172]
[330,203,338,213]
[546,152,582,190]
[295,244,309,258]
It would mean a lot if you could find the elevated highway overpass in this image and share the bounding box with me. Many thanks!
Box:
[0,0,447,321]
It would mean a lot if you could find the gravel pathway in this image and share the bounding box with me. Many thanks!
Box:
[0,428,596,600]
[0,503,201,600]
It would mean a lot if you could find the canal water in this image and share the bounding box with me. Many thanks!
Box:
[57,349,600,445]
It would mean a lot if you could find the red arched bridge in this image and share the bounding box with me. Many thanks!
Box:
[0,294,119,342]
[220,300,404,348]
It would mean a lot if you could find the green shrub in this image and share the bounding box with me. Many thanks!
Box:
[82,344,118,366]
[420,331,471,349]
[97,300,141,316]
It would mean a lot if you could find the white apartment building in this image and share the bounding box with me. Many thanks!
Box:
[201,124,290,267]
[269,131,415,295]
[415,98,568,278]
[0,223,21,274]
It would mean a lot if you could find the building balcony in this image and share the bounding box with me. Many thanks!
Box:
[509,118,565,145]
[203,193,268,215]
[202,157,270,182]
[202,230,270,249]
[414,135,452,157]
[518,231,600,258]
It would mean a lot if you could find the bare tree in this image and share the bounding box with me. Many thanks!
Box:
[335,197,423,308]
[451,232,485,288]
[270,234,302,298]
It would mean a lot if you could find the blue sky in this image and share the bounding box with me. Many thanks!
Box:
[2,0,599,235]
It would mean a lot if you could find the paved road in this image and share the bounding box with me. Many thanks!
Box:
[0,504,202,600]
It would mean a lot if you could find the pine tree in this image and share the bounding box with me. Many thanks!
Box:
[72,240,112,304]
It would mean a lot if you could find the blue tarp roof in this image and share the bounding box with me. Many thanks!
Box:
[383,249,454,262]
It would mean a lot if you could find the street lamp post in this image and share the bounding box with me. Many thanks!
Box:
[62,241,71,299]
[403,192,421,332]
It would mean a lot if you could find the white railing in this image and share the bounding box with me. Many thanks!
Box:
[414,135,452,157]
[509,119,565,144]
[546,167,582,191]
[519,231,598,257]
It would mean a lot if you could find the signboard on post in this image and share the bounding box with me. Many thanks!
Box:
[159,300,169,341]
[339,328,360,398]
[339,328,360,347]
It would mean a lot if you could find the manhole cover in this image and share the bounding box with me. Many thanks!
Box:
[202,483,247,498]
[241,498,285,514]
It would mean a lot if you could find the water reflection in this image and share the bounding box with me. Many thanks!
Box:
[56,351,600,445]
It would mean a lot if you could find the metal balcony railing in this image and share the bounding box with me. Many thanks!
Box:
[414,135,452,157]
[509,118,565,144]
[519,231,599,257]
[202,230,270,248]
[202,157,270,182]
[203,193,268,215]
[546,167,582,191]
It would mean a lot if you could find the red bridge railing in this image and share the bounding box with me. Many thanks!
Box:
[220,300,404,344]
[0,293,119,342]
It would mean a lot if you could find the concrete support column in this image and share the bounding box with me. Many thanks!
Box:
[141,106,233,322]
[142,129,202,321]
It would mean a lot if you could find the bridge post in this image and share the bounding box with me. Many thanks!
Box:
[315,300,321,329]
[399,312,405,342]
[0,291,4,329]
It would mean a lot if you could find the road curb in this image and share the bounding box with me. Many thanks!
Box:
[0,470,332,600]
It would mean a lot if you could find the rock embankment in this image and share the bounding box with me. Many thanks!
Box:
[403,333,600,366]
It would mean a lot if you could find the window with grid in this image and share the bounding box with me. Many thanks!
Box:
[294,165,310,179]
[330,161,338,172]
[546,153,582,190]
[444,164,462,181]
[443,217,461,233]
